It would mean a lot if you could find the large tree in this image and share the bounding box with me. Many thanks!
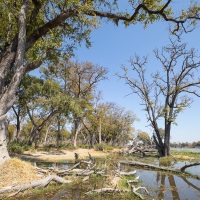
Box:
[0,0,199,164]
[119,40,200,157]
[41,59,108,147]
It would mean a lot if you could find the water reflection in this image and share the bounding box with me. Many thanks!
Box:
[33,160,200,200]
[136,169,200,200]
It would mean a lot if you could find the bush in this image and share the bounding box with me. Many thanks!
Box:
[79,144,89,149]
[104,144,114,151]
[94,143,114,151]
[8,141,31,154]
[94,143,105,151]
[159,156,173,167]
[42,144,57,151]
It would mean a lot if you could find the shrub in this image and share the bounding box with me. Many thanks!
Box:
[159,156,173,167]
[104,144,114,151]
[8,141,31,154]
[94,143,114,151]
[94,143,105,151]
[79,144,89,149]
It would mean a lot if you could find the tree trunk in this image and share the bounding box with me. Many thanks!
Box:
[73,119,82,148]
[44,124,51,145]
[164,123,171,156]
[28,126,39,146]
[15,114,21,142]
[0,115,10,165]
[98,117,102,144]
[57,116,62,148]
[89,133,94,149]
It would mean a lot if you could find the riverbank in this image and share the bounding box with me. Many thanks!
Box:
[16,148,118,162]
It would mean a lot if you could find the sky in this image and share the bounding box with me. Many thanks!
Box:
[72,17,200,143]
[30,2,200,143]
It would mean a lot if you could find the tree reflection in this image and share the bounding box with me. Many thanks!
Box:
[168,175,180,200]
[157,174,165,199]
[156,172,200,200]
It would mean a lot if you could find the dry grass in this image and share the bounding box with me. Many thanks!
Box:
[0,158,39,187]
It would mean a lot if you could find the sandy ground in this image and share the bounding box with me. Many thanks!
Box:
[20,148,118,162]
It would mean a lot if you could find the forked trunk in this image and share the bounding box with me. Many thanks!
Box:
[0,115,10,165]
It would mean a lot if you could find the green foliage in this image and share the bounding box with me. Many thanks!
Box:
[94,143,105,151]
[65,144,77,150]
[94,142,114,151]
[137,131,150,144]
[7,124,16,142]
[42,144,57,151]
[79,144,90,149]
[159,156,173,167]
[8,141,32,154]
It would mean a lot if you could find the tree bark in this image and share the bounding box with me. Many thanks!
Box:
[0,115,10,164]
[57,115,62,148]
[73,119,82,148]
[98,117,102,144]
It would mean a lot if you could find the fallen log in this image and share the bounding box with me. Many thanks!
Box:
[116,170,137,176]
[0,175,71,196]
[119,160,200,179]
[180,162,200,172]
[119,160,180,173]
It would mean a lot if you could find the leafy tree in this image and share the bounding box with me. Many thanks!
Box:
[137,130,151,145]
[0,0,200,164]
[83,102,137,147]
[42,59,108,147]
[119,40,200,157]
[10,75,43,141]
[25,78,73,146]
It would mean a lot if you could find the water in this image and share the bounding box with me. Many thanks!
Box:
[172,161,200,177]
[36,161,74,169]
[119,159,200,200]
[31,159,200,200]
[136,169,200,200]
[13,154,200,200]
[171,148,200,153]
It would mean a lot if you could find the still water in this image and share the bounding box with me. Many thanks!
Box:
[171,148,200,153]
[32,159,200,200]
[136,169,200,200]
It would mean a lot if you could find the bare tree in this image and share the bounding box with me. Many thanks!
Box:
[119,40,200,157]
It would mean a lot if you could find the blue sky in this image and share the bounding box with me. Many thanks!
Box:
[73,19,200,143]
[29,2,200,143]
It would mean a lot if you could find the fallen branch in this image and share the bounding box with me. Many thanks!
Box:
[131,186,149,200]
[115,170,137,176]
[119,160,179,173]
[85,186,148,199]
[0,175,71,196]
[180,162,200,172]
[119,160,200,179]
[85,187,129,194]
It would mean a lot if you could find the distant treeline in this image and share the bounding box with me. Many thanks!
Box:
[170,141,200,148]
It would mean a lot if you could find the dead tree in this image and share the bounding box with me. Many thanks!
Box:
[118,41,200,157]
